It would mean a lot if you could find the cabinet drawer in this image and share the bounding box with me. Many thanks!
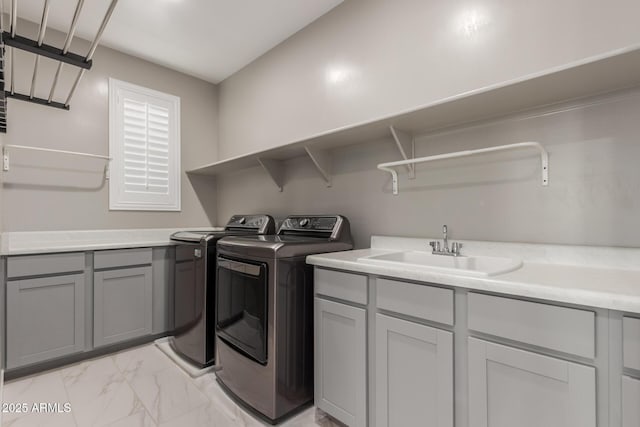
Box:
[7,252,85,279]
[468,292,595,359]
[315,268,367,305]
[94,248,152,270]
[377,278,453,325]
[623,316,640,371]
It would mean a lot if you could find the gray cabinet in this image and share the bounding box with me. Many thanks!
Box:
[94,266,152,347]
[622,375,640,427]
[6,274,85,369]
[314,297,367,427]
[468,337,596,427]
[375,313,453,427]
[152,246,175,334]
[623,316,640,371]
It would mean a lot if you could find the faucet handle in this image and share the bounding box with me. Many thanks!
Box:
[429,241,439,252]
[451,242,462,256]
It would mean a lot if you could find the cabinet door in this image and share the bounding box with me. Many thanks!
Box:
[622,375,640,427]
[315,298,367,427]
[6,274,85,369]
[94,266,152,347]
[468,338,596,427]
[376,313,453,427]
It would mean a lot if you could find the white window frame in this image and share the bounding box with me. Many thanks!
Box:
[109,78,181,211]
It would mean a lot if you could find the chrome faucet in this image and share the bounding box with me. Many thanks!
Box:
[429,225,463,256]
[442,224,449,252]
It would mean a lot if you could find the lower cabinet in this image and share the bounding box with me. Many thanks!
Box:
[94,266,153,347]
[6,274,85,369]
[314,297,367,427]
[622,375,640,427]
[375,313,453,427]
[468,337,596,427]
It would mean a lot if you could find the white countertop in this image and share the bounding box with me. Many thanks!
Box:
[0,227,225,255]
[306,236,640,314]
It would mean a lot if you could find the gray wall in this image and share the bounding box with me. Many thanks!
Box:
[218,0,640,160]
[216,89,640,249]
[2,19,218,232]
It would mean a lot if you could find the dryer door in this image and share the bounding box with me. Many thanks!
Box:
[216,256,269,365]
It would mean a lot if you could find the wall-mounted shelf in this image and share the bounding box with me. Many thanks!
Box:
[378,141,549,195]
[187,45,640,190]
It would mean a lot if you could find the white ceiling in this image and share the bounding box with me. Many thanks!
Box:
[11,0,343,83]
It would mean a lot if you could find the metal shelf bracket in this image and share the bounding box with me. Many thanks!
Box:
[304,145,332,187]
[377,141,549,195]
[257,158,284,192]
[389,125,415,179]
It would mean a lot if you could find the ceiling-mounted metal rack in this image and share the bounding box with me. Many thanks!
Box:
[1,0,119,118]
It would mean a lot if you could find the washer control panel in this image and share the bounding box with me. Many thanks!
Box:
[279,216,339,233]
[225,215,275,234]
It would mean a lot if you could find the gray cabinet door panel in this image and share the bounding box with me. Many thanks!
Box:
[315,297,367,427]
[94,266,152,347]
[152,247,175,334]
[376,313,453,427]
[468,337,596,427]
[623,316,640,370]
[622,375,640,427]
[6,274,85,369]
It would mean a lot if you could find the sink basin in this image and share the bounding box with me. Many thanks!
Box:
[358,251,522,277]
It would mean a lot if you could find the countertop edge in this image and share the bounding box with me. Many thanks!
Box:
[1,240,177,256]
[0,226,225,256]
[306,254,640,314]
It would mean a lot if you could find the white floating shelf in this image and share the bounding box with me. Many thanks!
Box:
[187,46,640,186]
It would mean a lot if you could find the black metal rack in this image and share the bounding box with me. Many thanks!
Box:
[1,0,119,132]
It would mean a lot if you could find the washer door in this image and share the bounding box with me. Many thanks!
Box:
[216,256,269,365]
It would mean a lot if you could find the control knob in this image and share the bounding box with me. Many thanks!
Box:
[299,218,310,227]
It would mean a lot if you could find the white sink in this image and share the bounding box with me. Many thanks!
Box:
[358,251,522,277]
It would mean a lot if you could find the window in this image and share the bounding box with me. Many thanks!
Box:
[109,78,181,211]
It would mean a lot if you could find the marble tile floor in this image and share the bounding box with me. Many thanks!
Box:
[1,344,343,427]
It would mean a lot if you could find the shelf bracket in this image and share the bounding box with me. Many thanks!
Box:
[304,146,332,187]
[257,158,284,192]
[389,125,415,179]
[3,146,9,171]
[378,141,549,195]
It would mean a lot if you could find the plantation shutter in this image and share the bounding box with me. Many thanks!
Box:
[109,79,180,211]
